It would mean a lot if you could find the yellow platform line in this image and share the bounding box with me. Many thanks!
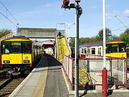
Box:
[32,67,48,97]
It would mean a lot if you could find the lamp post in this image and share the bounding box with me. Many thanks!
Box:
[61,0,82,97]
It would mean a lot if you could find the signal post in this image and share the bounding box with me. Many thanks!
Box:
[61,0,82,97]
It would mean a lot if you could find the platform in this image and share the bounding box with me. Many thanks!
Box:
[9,54,69,97]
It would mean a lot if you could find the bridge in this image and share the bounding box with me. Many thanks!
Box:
[17,28,65,39]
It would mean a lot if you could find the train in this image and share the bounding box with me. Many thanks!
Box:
[0,36,39,75]
[42,41,55,56]
[79,40,127,58]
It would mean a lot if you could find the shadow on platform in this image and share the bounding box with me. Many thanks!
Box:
[35,54,62,68]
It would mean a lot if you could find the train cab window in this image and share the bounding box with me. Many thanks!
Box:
[2,42,21,53]
[119,43,126,52]
[111,44,119,53]
[91,48,95,54]
[22,42,32,53]
[106,43,125,53]
[106,44,112,53]
[81,48,83,54]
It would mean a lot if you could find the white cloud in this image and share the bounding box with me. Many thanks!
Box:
[123,10,129,14]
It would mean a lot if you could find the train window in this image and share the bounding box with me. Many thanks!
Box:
[84,48,87,53]
[2,42,22,53]
[106,43,125,53]
[22,42,32,53]
[11,42,21,53]
[81,48,83,53]
[87,48,90,54]
[106,44,112,53]
[111,44,119,53]
[91,48,95,54]
[98,48,101,55]
[119,43,126,52]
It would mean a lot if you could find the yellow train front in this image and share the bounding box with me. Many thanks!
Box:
[0,36,33,74]
[106,41,127,58]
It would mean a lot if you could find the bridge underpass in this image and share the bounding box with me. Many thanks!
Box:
[17,28,66,56]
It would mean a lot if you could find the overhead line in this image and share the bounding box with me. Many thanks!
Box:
[114,16,128,29]
[0,11,18,28]
[0,0,19,26]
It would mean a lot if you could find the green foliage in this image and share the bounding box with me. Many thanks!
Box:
[0,29,12,38]
[97,28,112,41]
[69,28,129,47]
[69,37,75,47]
[69,37,100,46]
[119,28,129,46]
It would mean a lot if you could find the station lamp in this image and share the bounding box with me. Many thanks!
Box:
[62,0,70,8]
[75,0,81,2]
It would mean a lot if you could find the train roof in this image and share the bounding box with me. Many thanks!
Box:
[79,42,102,48]
[1,36,32,41]
[79,40,126,48]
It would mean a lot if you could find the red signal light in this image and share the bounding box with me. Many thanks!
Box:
[62,0,70,8]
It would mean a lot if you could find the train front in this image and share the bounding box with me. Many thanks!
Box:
[0,37,32,74]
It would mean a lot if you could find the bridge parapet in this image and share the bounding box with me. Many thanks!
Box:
[17,28,64,39]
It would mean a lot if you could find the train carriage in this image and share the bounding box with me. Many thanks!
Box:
[42,41,55,56]
[0,36,33,74]
[79,40,127,58]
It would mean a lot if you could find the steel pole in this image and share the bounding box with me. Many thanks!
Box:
[74,3,80,97]
[102,0,107,97]
[103,0,106,68]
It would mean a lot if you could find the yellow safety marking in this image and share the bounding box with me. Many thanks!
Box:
[73,68,91,85]
[4,38,31,41]
[32,67,48,97]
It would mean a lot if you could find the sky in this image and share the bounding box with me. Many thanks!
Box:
[0,0,129,38]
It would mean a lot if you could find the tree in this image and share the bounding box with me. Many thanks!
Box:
[97,28,112,41]
[119,28,129,46]
[0,29,12,38]
[69,37,75,47]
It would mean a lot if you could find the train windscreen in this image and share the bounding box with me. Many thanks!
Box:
[2,42,21,53]
[106,43,126,53]
[1,41,32,54]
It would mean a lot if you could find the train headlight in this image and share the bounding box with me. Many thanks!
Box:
[3,60,10,63]
[23,60,30,63]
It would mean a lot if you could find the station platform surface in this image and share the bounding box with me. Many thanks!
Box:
[9,54,69,97]
[69,90,129,97]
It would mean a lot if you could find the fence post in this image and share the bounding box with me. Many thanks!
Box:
[102,68,107,97]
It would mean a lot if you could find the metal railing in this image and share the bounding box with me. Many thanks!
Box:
[62,55,129,90]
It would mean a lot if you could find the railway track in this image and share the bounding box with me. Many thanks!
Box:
[0,77,25,97]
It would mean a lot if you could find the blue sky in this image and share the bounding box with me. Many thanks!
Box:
[0,0,129,37]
